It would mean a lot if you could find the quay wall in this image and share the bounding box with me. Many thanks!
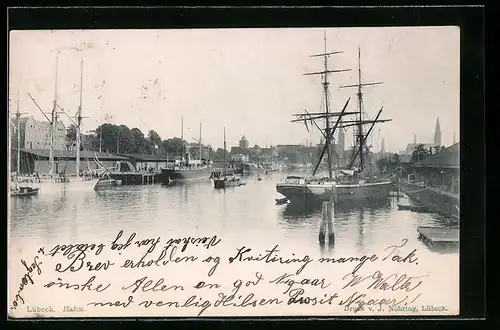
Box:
[398,181,460,221]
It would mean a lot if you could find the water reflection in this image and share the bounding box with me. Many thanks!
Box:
[9,174,459,259]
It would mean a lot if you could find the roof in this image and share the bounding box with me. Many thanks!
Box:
[403,143,439,154]
[398,154,413,163]
[20,149,130,160]
[120,153,175,161]
[413,143,459,168]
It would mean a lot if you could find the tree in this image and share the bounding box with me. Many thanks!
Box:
[117,125,135,154]
[411,144,429,163]
[212,148,230,161]
[162,137,186,156]
[148,130,162,147]
[130,128,146,153]
[391,153,401,166]
[96,123,118,153]
[66,124,77,143]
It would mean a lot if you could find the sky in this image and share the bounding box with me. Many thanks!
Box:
[8,27,460,152]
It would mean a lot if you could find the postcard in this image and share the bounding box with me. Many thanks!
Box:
[8,26,460,318]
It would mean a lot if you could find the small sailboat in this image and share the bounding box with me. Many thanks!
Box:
[10,182,39,197]
[214,127,245,189]
[10,91,39,195]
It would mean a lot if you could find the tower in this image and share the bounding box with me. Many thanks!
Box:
[413,134,416,144]
[380,138,386,153]
[434,117,441,145]
[453,131,456,144]
[338,128,345,152]
[239,135,248,149]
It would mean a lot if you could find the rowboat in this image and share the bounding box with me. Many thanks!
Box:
[11,186,39,197]
[397,204,434,213]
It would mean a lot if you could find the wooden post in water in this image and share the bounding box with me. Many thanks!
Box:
[319,199,335,247]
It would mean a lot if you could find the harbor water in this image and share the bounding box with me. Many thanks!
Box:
[8,172,459,316]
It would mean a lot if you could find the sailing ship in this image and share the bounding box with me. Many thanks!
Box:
[161,120,212,183]
[276,35,393,204]
[213,127,245,189]
[18,53,98,191]
[9,91,39,197]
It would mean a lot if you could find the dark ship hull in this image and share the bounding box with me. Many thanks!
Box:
[161,167,212,183]
[276,181,392,203]
[213,177,245,189]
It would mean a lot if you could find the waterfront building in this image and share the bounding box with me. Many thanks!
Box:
[16,116,66,150]
[187,143,211,160]
[410,142,459,194]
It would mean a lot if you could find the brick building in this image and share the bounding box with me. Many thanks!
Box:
[17,116,66,150]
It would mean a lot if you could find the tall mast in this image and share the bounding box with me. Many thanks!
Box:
[302,32,350,180]
[357,47,364,172]
[49,53,59,177]
[181,117,184,163]
[13,91,28,174]
[76,57,83,177]
[16,91,21,173]
[199,123,202,162]
[223,127,227,174]
[339,47,386,172]
[322,32,333,180]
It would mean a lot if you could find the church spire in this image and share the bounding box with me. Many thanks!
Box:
[338,128,345,152]
[434,117,441,145]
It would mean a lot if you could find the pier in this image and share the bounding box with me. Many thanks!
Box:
[109,172,161,185]
[417,226,459,246]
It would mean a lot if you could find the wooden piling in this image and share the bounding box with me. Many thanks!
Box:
[319,200,335,247]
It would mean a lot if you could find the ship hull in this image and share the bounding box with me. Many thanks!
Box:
[161,167,212,183]
[17,177,100,194]
[276,181,393,203]
[214,178,244,189]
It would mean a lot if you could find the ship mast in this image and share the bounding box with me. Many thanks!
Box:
[191,122,203,164]
[223,127,227,175]
[322,34,333,180]
[198,123,202,162]
[181,117,184,165]
[295,32,351,180]
[76,57,83,177]
[12,91,27,174]
[339,47,390,173]
[356,47,364,171]
[49,53,60,177]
